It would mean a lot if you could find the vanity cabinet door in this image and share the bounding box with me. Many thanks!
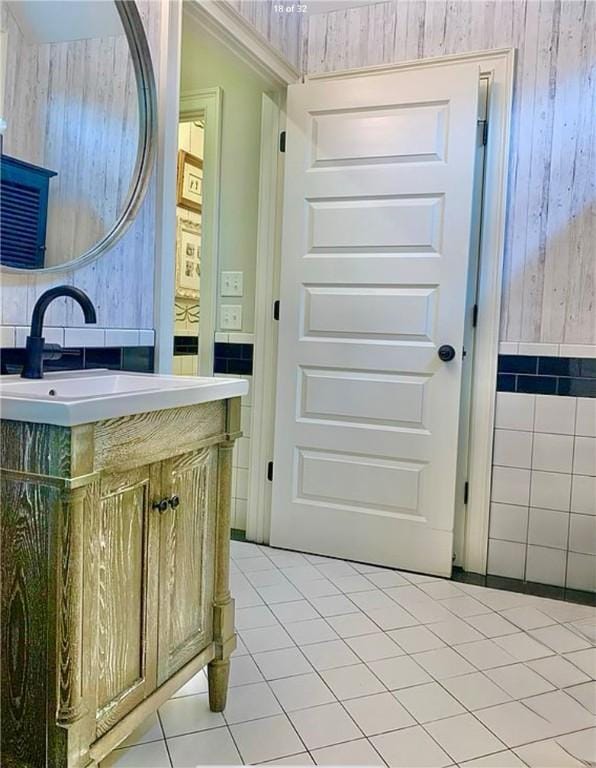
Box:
[157,447,218,683]
[85,464,160,737]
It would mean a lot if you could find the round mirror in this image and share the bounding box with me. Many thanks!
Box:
[0,0,156,272]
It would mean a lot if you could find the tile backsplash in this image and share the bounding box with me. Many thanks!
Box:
[488,391,596,593]
[1,326,155,349]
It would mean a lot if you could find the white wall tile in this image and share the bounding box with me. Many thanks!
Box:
[532,433,574,474]
[228,333,255,344]
[568,514,596,556]
[64,327,106,347]
[573,437,596,476]
[499,342,519,355]
[16,326,64,346]
[236,437,250,469]
[534,396,576,435]
[517,343,558,357]
[491,467,531,506]
[530,471,571,511]
[495,393,534,431]
[241,375,253,406]
[576,398,596,438]
[236,468,249,500]
[566,552,596,592]
[215,333,229,343]
[489,503,529,543]
[14,327,29,347]
[0,326,15,347]
[493,430,532,469]
[172,357,184,375]
[487,540,526,580]
[235,499,248,530]
[527,508,569,550]
[241,406,252,437]
[139,329,155,346]
[525,545,566,587]
[105,329,140,346]
[571,475,596,516]
[559,344,596,358]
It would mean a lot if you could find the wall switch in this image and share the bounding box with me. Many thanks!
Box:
[221,271,243,297]
[221,305,242,330]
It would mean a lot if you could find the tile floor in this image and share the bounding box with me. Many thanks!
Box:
[103,541,596,767]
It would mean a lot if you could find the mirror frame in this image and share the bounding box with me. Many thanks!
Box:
[0,0,157,274]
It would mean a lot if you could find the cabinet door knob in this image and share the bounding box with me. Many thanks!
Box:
[168,495,180,509]
[152,498,169,513]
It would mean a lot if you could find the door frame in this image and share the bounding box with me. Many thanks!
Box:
[153,0,298,373]
[248,48,515,576]
[178,88,222,377]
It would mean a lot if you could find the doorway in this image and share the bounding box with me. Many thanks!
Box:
[250,51,514,577]
[173,118,204,376]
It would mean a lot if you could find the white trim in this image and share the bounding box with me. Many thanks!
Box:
[464,49,515,574]
[246,92,284,544]
[305,47,515,81]
[185,0,300,87]
[154,0,182,373]
[179,88,223,378]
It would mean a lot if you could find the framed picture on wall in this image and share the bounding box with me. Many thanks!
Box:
[176,217,201,299]
[177,150,203,212]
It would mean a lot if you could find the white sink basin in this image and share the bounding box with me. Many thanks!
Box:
[0,369,248,426]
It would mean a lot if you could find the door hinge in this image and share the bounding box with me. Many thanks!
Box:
[464,481,469,505]
[279,130,286,152]
[267,461,274,481]
[477,120,488,146]
[472,303,479,327]
[273,300,280,321]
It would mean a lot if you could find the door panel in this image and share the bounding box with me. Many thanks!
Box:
[157,447,216,683]
[271,63,481,576]
[88,465,159,736]
[312,103,448,164]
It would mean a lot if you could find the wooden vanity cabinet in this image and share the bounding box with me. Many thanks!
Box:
[1,398,240,768]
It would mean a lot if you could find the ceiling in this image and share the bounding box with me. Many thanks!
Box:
[8,1,122,44]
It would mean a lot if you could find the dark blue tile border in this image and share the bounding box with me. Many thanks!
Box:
[173,335,199,356]
[452,568,596,607]
[214,342,253,376]
[0,346,155,376]
[1,342,252,377]
[497,355,596,397]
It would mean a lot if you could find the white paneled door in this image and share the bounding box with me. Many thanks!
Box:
[271,62,481,576]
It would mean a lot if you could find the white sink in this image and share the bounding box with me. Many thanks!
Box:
[0,369,248,426]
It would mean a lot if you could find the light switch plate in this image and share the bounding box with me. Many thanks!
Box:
[221,305,242,330]
[221,271,243,297]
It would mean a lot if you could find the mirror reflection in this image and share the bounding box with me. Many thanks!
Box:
[0,0,140,269]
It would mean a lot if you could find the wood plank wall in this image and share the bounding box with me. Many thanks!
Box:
[303,0,595,345]
[230,0,303,70]
[0,1,161,330]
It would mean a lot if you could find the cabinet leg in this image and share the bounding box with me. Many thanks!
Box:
[208,658,230,712]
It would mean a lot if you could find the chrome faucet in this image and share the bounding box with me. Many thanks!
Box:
[21,286,97,379]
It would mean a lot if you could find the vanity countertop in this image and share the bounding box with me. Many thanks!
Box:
[0,369,248,426]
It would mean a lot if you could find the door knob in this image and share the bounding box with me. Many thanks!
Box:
[168,495,180,509]
[438,344,456,362]
[152,498,169,513]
